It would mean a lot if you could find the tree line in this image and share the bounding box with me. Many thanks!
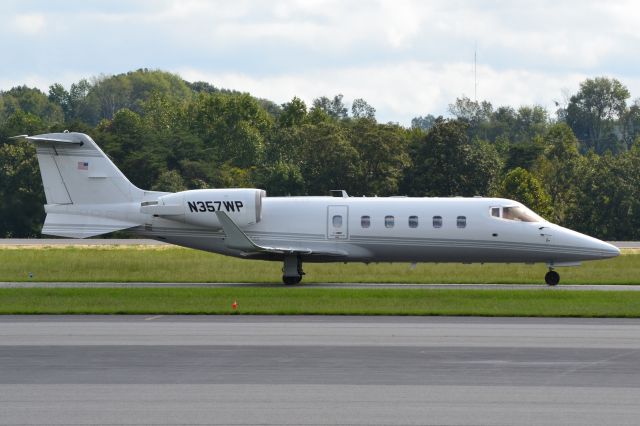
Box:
[1,69,639,240]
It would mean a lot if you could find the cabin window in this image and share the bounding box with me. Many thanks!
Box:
[385,215,395,228]
[361,215,370,228]
[491,207,500,217]
[457,216,467,228]
[433,216,442,228]
[408,215,419,228]
[332,215,342,228]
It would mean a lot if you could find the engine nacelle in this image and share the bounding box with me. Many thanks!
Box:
[141,188,266,228]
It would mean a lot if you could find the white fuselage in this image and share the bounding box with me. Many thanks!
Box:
[137,196,619,265]
[27,132,619,285]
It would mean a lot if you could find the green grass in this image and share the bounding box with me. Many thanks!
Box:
[1,246,638,317]
[0,246,638,284]
[1,287,639,316]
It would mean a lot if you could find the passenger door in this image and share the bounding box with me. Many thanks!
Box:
[327,205,349,240]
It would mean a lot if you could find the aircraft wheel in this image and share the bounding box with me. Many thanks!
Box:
[283,275,302,285]
[545,270,560,286]
[282,255,304,285]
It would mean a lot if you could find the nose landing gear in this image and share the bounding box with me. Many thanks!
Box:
[545,269,560,286]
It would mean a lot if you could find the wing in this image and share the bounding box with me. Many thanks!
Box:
[215,211,347,257]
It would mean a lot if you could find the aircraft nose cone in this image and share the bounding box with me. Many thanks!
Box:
[585,237,620,259]
[600,241,621,258]
[554,225,621,261]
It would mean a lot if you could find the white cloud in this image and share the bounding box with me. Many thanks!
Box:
[10,13,46,35]
[179,62,594,124]
[2,0,640,123]
[0,71,87,94]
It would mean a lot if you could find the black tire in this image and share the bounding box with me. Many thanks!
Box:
[545,270,560,286]
[283,276,301,285]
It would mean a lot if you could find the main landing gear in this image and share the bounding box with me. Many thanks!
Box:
[545,269,560,286]
[282,255,304,285]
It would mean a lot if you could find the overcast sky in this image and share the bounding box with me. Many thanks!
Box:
[1,0,639,125]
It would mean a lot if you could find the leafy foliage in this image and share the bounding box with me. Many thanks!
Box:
[1,71,639,239]
[501,168,553,219]
[565,77,630,153]
[403,119,501,196]
[0,140,44,237]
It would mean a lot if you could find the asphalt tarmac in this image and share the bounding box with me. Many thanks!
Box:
[1,315,640,425]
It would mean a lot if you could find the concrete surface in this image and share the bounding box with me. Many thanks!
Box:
[1,316,640,425]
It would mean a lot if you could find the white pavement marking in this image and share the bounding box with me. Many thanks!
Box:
[144,315,164,321]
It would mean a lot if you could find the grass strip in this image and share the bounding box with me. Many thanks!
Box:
[1,287,639,317]
[0,246,638,284]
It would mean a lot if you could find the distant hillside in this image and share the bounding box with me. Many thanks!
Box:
[1,70,639,240]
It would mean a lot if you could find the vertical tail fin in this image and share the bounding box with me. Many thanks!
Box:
[26,132,146,237]
[29,132,143,205]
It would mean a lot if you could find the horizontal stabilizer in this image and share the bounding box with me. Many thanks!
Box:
[23,135,84,144]
[215,211,347,257]
[42,213,139,238]
[13,134,86,144]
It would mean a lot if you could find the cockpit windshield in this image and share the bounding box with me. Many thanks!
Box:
[492,205,545,223]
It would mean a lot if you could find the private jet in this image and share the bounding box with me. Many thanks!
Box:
[20,132,620,285]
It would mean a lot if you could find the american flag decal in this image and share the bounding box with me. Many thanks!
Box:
[77,161,89,170]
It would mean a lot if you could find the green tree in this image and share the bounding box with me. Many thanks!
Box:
[0,139,44,236]
[0,86,64,125]
[566,77,630,153]
[188,92,272,168]
[151,170,186,192]
[351,98,376,120]
[566,148,640,239]
[622,99,640,150]
[500,167,553,219]
[76,69,192,125]
[48,83,71,119]
[278,97,307,128]
[411,114,437,131]
[403,119,502,196]
[349,119,409,195]
[95,109,165,190]
[311,94,348,120]
[141,91,186,132]
[298,122,358,194]
[504,140,544,171]
[513,105,548,143]
[0,110,48,138]
[256,161,305,195]
[448,96,493,140]
[534,123,580,224]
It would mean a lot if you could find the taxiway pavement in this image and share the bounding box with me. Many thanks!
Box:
[1,315,640,425]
